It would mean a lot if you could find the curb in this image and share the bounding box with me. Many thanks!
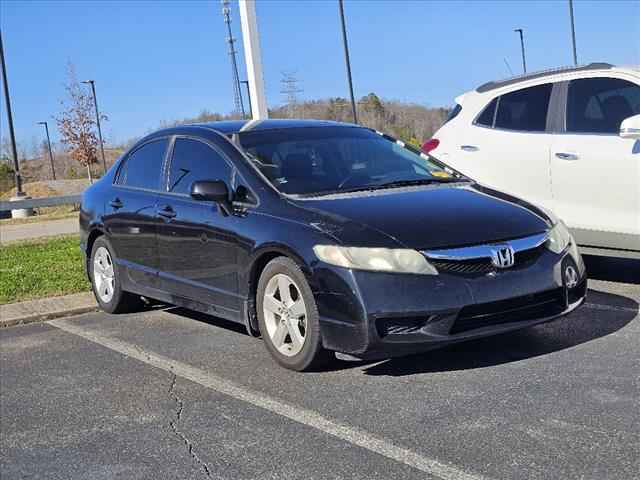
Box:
[0,292,97,328]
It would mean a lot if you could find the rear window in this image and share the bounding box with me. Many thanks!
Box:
[444,104,462,124]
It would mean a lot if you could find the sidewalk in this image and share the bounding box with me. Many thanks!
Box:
[0,217,79,244]
[0,292,96,327]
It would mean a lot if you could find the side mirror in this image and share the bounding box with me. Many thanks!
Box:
[620,114,640,140]
[190,180,229,203]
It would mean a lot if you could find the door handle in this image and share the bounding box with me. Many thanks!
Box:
[555,152,579,161]
[460,145,479,152]
[109,198,123,209]
[157,205,176,219]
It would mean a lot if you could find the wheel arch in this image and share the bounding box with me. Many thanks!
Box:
[84,228,106,279]
[244,244,312,336]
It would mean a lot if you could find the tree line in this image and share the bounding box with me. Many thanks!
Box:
[2,71,448,193]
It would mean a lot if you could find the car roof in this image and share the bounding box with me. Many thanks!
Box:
[192,118,359,135]
[135,119,363,151]
[475,62,617,93]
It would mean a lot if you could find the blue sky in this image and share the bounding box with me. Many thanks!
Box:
[1,0,639,148]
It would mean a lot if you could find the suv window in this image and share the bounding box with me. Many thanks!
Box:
[168,138,232,195]
[494,83,553,132]
[117,139,168,190]
[444,104,462,124]
[566,78,640,134]
[476,97,497,127]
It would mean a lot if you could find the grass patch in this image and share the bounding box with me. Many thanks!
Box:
[0,235,90,304]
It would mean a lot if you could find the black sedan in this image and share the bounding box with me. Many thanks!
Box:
[80,119,587,371]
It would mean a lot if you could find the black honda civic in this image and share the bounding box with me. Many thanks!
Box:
[80,119,586,371]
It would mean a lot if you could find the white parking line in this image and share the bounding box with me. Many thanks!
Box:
[48,318,488,480]
[585,302,639,314]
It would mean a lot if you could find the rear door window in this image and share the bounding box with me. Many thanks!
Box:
[494,83,553,132]
[475,97,497,127]
[117,139,168,190]
[167,138,232,195]
[566,78,640,134]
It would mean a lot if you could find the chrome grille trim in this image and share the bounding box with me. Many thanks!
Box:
[423,232,549,261]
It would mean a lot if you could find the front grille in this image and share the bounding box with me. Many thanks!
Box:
[451,287,566,334]
[432,244,545,275]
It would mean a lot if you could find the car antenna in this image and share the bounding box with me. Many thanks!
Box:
[503,58,514,76]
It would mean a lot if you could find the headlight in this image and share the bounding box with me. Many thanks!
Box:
[313,245,438,275]
[546,221,572,254]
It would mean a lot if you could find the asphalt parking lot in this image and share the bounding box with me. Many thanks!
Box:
[1,256,639,480]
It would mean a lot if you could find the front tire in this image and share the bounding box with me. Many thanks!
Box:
[89,236,142,314]
[256,257,332,371]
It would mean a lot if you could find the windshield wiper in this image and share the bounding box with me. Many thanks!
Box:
[296,177,468,198]
[373,177,466,189]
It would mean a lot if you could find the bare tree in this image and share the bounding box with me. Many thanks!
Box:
[56,63,99,182]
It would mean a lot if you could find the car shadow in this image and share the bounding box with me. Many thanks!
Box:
[162,306,250,336]
[583,255,640,284]
[359,288,638,377]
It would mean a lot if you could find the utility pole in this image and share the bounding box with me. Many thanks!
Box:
[0,29,23,195]
[81,80,107,174]
[338,0,358,124]
[222,0,245,118]
[568,0,578,65]
[37,121,56,180]
[514,28,527,73]
[238,0,268,120]
[240,80,252,118]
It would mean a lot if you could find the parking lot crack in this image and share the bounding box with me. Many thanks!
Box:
[168,373,213,478]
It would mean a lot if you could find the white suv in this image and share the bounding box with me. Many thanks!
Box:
[428,63,640,259]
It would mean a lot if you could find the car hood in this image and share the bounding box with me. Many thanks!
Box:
[292,183,551,250]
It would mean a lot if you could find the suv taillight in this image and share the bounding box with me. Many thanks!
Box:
[421,138,440,154]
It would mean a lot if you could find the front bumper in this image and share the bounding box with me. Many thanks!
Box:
[311,243,587,358]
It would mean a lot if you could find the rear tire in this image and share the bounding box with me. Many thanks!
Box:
[89,236,143,314]
[257,257,333,371]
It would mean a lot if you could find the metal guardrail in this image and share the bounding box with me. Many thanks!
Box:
[0,194,82,212]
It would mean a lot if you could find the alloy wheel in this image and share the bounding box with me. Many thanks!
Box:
[262,273,307,356]
[93,246,115,304]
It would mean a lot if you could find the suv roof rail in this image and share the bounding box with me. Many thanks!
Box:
[476,62,614,93]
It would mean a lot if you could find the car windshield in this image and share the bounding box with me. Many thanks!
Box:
[238,126,465,196]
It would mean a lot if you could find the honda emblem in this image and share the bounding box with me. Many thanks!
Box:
[490,245,515,269]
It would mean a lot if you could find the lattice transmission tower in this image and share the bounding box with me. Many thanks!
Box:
[221,0,245,117]
[280,71,303,118]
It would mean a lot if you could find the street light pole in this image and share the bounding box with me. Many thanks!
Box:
[0,29,23,195]
[568,0,578,65]
[82,80,107,174]
[240,80,252,118]
[37,121,56,180]
[514,28,527,73]
[238,0,269,120]
[338,0,358,124]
